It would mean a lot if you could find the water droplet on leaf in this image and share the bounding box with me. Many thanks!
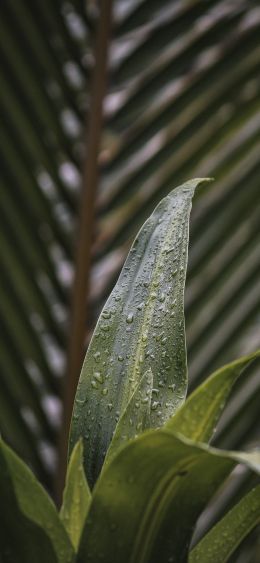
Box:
[94,351,101,362]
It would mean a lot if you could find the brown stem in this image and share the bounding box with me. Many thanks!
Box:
[56,0,113,504]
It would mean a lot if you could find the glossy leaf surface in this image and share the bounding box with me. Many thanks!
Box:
[166,351,260,442]
[104,368,153,467]
[78,431,260,563]
[0,439,74,563]
[190,484,260,563]
[70,178,211,485]
[60,440,91,550]
[1,5,260,516]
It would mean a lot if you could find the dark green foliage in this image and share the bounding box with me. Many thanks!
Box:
[1,181,259,562]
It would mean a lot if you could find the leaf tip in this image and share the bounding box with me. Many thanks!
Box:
[192,177,214,188]
[174,177,214,197]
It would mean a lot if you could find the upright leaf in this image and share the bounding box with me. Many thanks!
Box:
[78,430,260,563]
[0,439,74,563]
[70,178,211,485]
[190,485,260,563]
[166,351,260,442]
[60,440,91,550]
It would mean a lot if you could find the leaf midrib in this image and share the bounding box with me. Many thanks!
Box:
[130,455,197,563]
[126,193,191,400]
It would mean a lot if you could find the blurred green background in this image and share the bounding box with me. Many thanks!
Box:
[0,1,260,558]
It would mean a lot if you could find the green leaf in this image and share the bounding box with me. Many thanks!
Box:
[166,350,260,443]
[104,368,153,467]
[60,440,91,550]
[189,485,260,563]
[0,439,74,563]
[70,178,212,486]
[78,430,260,563]
[2,1,260,507]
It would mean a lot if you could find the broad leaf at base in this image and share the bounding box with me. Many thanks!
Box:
[77,430,260,563]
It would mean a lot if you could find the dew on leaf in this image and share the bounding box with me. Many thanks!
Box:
[102,310,111,319]
[126,312,134,324]
[94,372,103,384]
[141,397,149,404]
[151,401,159,410]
